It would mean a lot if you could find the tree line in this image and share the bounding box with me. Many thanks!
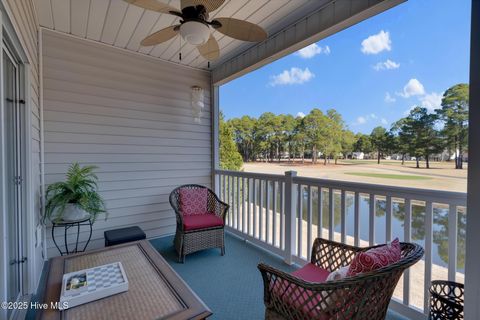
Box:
[220,83,469,170]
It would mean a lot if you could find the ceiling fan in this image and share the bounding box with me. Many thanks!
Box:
[124,0,268,61]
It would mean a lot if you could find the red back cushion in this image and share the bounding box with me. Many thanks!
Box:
[179,187,208,215]
[347,238,401,277]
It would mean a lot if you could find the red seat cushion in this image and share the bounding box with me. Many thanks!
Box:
[272,264,331,319]
[347,238,401,276]
[179,187,208,215]
[292,263,331,283]
[183,213,224,231]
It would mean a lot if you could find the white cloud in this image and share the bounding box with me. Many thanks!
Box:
[397,78,425,98]
[296,112,306,118]
[361,30,392,55]
[420,92,442,112]
[355,116,367,125]
[296,44,331,59]
[269,67,315,86]
[385,92,396,103]
[352,113,380,126]
[373,59,400,71]
[381,118,388,125]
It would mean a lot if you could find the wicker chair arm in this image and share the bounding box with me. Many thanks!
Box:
[310,238,363,271]
[207,190,229,222]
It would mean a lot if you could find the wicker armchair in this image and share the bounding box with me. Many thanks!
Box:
[169,184,229,263]
[258,238,424,320]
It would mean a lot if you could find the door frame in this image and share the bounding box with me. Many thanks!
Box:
[0,4,36,319]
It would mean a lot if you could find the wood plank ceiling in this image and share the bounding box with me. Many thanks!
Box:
[35,0,328,70]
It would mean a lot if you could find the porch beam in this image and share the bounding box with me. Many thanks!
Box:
[465,1,480,319]
[212,0,405,85]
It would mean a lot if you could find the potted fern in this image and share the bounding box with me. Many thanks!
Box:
[45,163,107,222]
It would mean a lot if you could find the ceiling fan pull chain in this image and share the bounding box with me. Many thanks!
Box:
[179,36,182,61]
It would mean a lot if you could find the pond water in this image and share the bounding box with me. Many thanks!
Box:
[224,178,466,274]
[299,187,466,273]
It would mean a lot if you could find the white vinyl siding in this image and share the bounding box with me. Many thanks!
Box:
[42,30,212,258]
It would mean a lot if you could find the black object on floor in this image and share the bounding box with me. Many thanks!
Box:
[429,280,464,320]
[104,226,146,246]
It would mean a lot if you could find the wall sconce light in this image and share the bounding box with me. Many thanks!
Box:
[191,86,204,124]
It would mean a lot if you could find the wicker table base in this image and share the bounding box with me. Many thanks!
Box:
[38,241,211,320]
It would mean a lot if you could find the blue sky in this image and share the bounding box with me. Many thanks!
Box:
[219,0,471,134]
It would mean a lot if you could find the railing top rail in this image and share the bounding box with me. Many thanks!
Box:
[214,169,466,206]
[293,175,467,206]
[215,169,287,182]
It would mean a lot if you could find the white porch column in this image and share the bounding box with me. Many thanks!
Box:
[211,85,220,194]
[465,1,480,319]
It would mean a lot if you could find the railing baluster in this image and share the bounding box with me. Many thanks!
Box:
[266,180,270,244]
[227,175,231,227]
[354,192,360,247]
[386,196,392,242]
[222,174,225,202]
[284,171,297,264]
[424,201,433,313]
[242,177,246,233]
[237,176,240,229]
[280,181,285,250]
[341,190,346,244]
[259,179,264,241]
[273,181,277,247]
[307,185,312,260]
[298,184,303,258]
[317,187,323,239]
[403,198,412,305]
[369,194,375,246]
[448,204,458,282]
[329,188,334,241]
[253,179,257,238]
[247,178,252,236]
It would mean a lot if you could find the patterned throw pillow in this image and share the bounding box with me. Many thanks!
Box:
[347,238,401,277]
[179,187,208,215]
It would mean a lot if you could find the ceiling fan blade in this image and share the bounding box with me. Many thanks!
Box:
[213,18,267,42]
[197,34,220,61]
[141,26,179,46]
[181,0,225,12]
[124,0,181,15]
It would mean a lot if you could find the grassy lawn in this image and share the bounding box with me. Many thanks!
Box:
[345,172,432,180]
[340,160,407,166]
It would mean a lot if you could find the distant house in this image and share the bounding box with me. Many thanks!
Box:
[352,152,365,160]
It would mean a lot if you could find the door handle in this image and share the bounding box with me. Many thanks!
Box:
[9,257,27,265]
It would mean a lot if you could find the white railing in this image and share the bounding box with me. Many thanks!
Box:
[215,169,467,320]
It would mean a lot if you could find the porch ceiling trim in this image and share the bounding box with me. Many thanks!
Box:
[212,0,406,85]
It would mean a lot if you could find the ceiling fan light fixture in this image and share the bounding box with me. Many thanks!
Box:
[180,21,210,45]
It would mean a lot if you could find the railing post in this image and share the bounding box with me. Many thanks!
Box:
[284,171,297,265]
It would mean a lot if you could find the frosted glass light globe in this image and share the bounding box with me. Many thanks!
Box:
[180,21,210,46]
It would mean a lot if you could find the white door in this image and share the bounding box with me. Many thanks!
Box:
[3,44,26,319]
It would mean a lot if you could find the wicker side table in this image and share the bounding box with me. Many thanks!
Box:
[429,280,464,320]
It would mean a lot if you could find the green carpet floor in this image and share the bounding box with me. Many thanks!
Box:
[150,233,408,320]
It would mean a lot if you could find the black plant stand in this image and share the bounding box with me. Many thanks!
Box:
[51,216,93,256]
